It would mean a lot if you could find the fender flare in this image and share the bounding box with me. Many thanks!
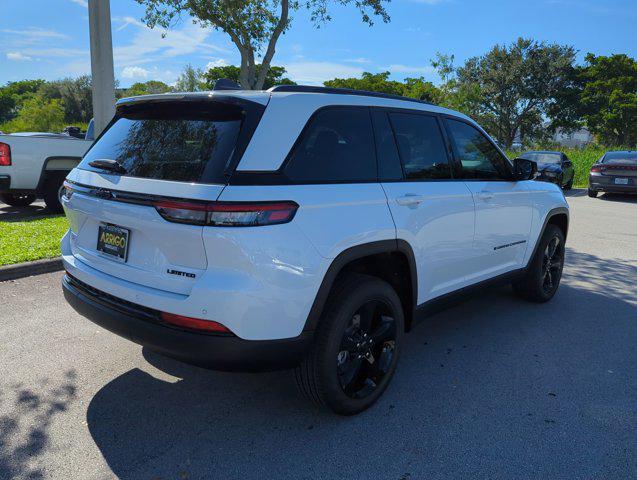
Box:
[526,206,569,268]
[302,239,417,333]
[36,156,82,192]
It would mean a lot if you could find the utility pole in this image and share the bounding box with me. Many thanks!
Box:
[88,0,116,137]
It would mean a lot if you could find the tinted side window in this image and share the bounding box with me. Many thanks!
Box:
[388,113,451,180]
[285,107,376,183]
[371,110,403,181]
[445,119,510,180]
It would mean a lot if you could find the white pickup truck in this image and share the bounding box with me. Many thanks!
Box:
[0,125,94,212]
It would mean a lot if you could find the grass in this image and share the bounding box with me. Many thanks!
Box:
[0,215,69,266]
[507,146,606,188]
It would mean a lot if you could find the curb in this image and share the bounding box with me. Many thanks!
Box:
[0,257,63,282]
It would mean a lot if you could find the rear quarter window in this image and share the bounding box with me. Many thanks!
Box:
[284,107,377,183]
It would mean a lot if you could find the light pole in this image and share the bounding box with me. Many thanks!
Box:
[88,0,116,137]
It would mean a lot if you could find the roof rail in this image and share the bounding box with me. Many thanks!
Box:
[267,85,434,105]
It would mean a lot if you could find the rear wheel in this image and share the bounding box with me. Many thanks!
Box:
[295,273,404,415]
[43,172,68,213]
[587,188,598,198]
[0,193,36,207]
[563,178,573,190]
[513,224,565,303]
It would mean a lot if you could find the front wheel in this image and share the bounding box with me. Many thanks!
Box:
[295,273,404,415]
[513,224,565,303]
[0,192,36,207]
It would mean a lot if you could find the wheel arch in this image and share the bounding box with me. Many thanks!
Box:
[303,240,418,334]
[36,156,81,192]
[527,207,569,268]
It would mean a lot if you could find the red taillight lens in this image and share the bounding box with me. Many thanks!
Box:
[154,201,299,227]
[590,165,603,173]
[0,142,11,166]
[160,312,232,333]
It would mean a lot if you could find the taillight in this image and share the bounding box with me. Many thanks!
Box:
[160,312,232,334]
[154,201,299,227]
[590,165,603,173]
[62,181,74,200]
[0,142,11,166]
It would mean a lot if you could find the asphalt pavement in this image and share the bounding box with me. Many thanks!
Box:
[0,191,635,479]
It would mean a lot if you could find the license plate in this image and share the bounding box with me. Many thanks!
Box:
[615,178,629,185]
[97,224,130,262]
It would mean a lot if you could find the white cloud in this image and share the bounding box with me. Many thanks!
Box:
[7,52,33,61]
[343,57,372,64]
[283,62,365,85]
[69,0,88,7]
[112,17,229,68]
[205,59,229,70]
[386,64,435,75]
[121,66,150,79]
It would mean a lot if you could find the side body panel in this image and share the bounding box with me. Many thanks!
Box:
[0,135,91,190]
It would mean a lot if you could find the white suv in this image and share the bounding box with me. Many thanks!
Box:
[61,85,569,415]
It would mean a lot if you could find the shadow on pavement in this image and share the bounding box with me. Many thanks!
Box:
[564,188,587,198]
[0,370,77,480]
[86,251,637,479]
[597,192,637,204]
[0,202,51,222]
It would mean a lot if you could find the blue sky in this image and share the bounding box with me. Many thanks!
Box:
[1,0,636,87]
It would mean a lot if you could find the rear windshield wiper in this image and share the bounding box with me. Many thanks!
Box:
[88,159,127,174]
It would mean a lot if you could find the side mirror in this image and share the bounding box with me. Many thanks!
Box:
[513,157,538,181]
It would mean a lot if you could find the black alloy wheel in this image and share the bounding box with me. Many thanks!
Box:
[336,300,397,399]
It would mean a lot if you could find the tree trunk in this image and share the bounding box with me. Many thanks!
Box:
[254,0,289,90]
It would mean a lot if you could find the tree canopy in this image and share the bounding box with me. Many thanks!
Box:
[135,0,390,89]
[579,54,637,146]
[202,64,295,90]
[325,71,439,102]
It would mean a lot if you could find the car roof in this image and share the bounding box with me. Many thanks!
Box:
[116,88,471,120]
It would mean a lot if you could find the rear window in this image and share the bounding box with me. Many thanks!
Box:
[79,101,252,184]
[521,152,562,164]
[602,152,637,164]
[284,107,376,183]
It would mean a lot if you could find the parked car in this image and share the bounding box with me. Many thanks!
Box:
[60,85,569,415]
[0,121,94,211]
[588,150,637,197]
[518,151,575,189]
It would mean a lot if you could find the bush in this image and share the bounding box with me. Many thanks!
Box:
[0,96,66,133]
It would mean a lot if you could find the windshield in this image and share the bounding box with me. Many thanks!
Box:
[79,101,248,184]
[522,152,562,164]
[602,152,637,165]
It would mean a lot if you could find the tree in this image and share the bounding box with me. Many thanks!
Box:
[324,71,439,102]
[174,64,206,92]
[438,38,578,148]
[124,80,173,96]
[202,64,295,90]
[580,54,637,146]
[0,79,46,123]
[38,76,93,123]
[136,0,389,89]
[1,96,65,133]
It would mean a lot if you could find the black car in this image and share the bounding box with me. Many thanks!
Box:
[588,151,637,197]
[519,151,575,189]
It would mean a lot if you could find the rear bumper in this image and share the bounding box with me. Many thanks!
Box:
[589,177,637,194]
[62,274,313,372]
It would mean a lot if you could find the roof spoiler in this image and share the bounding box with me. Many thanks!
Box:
[213,79,242,91]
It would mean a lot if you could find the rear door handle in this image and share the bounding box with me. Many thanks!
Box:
[396,194,425,206]
[476,190,494,200]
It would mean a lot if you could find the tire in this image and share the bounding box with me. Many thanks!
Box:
[0,193,36,207]
[513,224,565,303]
[295,273,404,415]
[42,172,68,213]
[587,188,598,198]
[563,178,573,190]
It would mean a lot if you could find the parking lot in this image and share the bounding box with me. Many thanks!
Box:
[0,191,635,480]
